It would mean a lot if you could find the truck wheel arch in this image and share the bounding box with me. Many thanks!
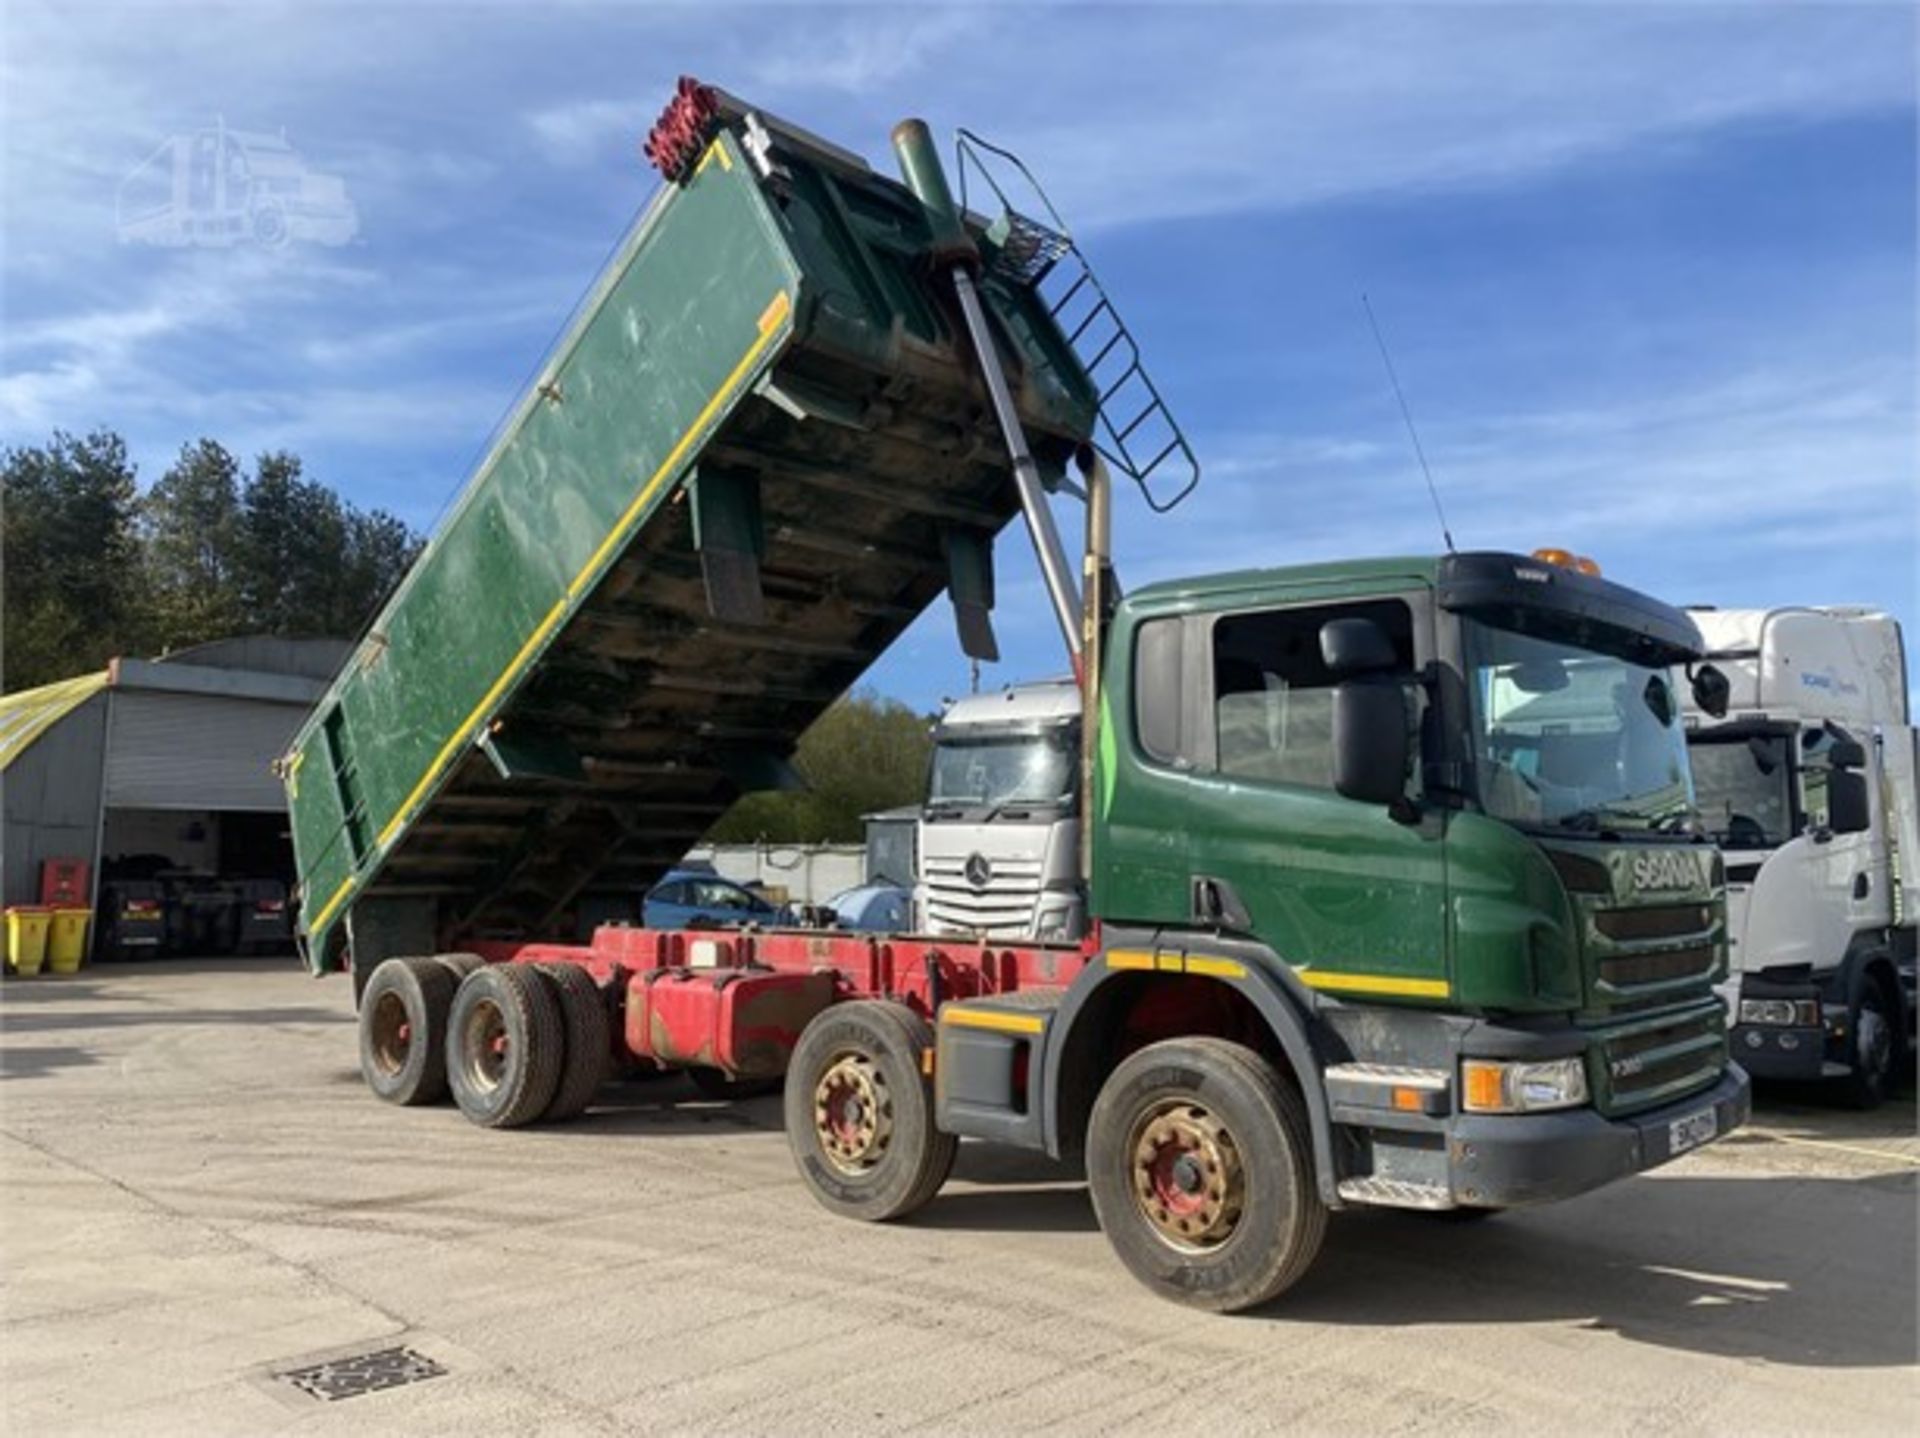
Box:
[1041,942,1340,1206]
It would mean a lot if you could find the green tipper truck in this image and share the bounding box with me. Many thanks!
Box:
[289,83,1749,1312]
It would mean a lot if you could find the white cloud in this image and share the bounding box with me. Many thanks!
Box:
[1121,355,1916,593]
[945,5,1917,230]
[743,9,987,95]
[526,97,662,165]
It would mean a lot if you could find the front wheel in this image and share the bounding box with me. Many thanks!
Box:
[1840,971,1903,1110]
[783,1001,955,1222]
[1087,1037,1327,1313]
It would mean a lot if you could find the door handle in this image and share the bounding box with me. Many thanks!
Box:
[1190,875,1251,931]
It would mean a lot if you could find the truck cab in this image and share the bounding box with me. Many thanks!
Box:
[916,679,1084,942]
[935,548,1753,1244]
[1680,606,1916,1105]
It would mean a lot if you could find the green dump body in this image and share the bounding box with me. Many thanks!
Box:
[284,120,1097,971]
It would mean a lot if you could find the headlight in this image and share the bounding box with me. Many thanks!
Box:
[1461,1056,1589,1114]
[1738,998,1819,1027]
[1033,908,1068,941]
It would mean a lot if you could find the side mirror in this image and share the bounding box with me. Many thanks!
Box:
[1689,663,1731,719]
[1828,769,1871,836]
[1828,738,1866,770]
[1333,678,1411,806]
[1321,617,1397,675]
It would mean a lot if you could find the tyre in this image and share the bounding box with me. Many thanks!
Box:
[434,952,486,984]
[1840,968,1904,1110]
[689,1067,783,1101]
[445,964,566,1128]
[358,957,458,1106]
[1086,1037,1327,1313]
[538,963,612,1122]
[784,1001,956,1222]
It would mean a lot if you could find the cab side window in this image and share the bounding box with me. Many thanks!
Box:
[1212,600,1416,790]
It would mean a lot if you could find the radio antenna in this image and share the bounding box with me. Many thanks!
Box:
[1361,293,1455,553]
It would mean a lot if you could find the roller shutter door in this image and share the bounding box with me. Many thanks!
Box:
[104,692,305,811]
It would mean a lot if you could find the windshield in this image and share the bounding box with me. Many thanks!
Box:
[1687,733,1794,849]
[1466,621,1696,835]
[927,727,1077,811]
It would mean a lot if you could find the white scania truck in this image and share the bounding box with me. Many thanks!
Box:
[1681,606,1917,1106]
[914,679,1085,942]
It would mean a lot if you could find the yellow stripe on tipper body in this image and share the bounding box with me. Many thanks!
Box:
[1300,970,1450,1000]
[941,1007,1046,1036]
[308,875,358,936]
[367,290,796,857]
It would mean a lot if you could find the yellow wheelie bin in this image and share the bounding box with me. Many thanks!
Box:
[48,908,92,974]
[5,907,52,976]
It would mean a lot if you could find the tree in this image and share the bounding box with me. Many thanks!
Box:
[143,438,243,651]
[339,507,420,635]
[3,428,423,692]
[2,429,147,688]
[229,450,417,638]
[707,691,933,844]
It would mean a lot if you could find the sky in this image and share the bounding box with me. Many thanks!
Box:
[2,1,1915,713]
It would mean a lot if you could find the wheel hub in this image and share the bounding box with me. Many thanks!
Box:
[813,1052,892,1175]
[1130,1099,1244,1251]
[369,993,412,1076]
[459,998,509,1093]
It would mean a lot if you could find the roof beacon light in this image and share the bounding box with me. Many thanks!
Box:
[1531,548,1601,577]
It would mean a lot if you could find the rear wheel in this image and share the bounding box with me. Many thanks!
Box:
[446,964,565,1128]
[1087,1037,1327,1313]
[538,963,612,1122]
[784,1001,954,1222]
[433,952,485,985]
[357,958,457,1106]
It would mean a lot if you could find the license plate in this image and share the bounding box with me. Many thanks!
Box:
[1668,1106,1718,1156]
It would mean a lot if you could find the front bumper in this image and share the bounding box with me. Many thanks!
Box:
[1731,1022,1827,1081]
[1447,1064,1751,1208]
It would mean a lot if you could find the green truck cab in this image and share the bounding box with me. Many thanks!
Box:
[934,547,1748,1304]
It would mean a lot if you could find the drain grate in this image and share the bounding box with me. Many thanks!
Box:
[277,1345,448,1402]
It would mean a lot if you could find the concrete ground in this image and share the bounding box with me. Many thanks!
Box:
[1,960,1914,1437]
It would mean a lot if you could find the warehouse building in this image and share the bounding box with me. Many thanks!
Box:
[0,637,347,955]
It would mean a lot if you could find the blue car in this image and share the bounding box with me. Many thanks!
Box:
[642,870,779,930]
[822,883,913,933]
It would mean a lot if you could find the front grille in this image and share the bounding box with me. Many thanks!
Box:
[923,856,1042,938]
[1599,944,1717,988]
[1598,1006,1724,1114]
[1596,905,1712,942]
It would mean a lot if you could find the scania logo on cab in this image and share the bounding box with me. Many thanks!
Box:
[1630,851,1701,892]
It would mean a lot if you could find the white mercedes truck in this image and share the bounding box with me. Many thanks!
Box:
[1681,606,1917,1106]
[915,679,1085,941]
